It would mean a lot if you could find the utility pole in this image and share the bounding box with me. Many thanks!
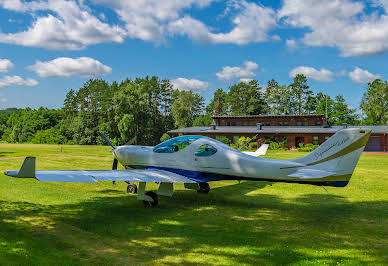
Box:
[325,95,328,120]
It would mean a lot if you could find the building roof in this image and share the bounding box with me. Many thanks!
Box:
[169,125,388,134]
[212,114,325,119]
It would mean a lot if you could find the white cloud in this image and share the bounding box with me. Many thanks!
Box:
[171,78,209,92]
[0,98,8,103]
[168,1,277,45]
[0,0,26,11]
[348,67,381,83]
[0,0,278,49]
[216,61,258,82]
[286,39,298,50]
[279,0,388,57]
[91,0,215,43]
[289,66,335,82]
[0,75,38,88]
[0,0,125,50]
[28,57,112,78]
[0,59,13,73]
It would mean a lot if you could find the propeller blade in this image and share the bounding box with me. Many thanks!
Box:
[112,158,118,185]
[112,158,118,170]
[97,132,115,149]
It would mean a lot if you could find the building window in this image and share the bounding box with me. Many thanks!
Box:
[231,122,236,126]
[266,122,271,126]
[315,121,322,126]
[226,122,231,126]
[296,121,302,126]
[248,121,254,126]
[284,121,288,126]
[304,121,309,126]
[242,121,248,126]
[278,121,283,126]
[313,136,319,145]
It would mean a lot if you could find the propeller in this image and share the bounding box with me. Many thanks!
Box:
[97,131,118,184]
[97,131,116,149]
[112,158,118,184]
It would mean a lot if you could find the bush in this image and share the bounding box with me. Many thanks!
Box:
[230,144,238,150]
[160,133,171,142]
[31,127,65,144]
[298,143,319,152]
[216,136,231,145]
[268,141,279,150]
[249,142,258,150]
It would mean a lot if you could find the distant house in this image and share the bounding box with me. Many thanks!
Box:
[168,115,388,152]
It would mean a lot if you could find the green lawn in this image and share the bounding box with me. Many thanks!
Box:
[0,144,387,265]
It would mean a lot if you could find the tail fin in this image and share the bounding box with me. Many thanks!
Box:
[255,144,269,156]
[290,128,371,186]
[4,156,36,178]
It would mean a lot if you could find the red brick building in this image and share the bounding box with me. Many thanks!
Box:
[169,115,388,152]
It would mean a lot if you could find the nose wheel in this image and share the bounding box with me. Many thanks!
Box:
[126,183,138,194]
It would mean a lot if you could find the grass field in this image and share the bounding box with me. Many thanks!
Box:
[0,143,387,265]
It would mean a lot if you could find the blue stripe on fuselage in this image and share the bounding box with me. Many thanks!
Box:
[126,165,349,187]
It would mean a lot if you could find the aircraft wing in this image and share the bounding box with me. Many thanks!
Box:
[4,157,196,184]
[287,168,334,179]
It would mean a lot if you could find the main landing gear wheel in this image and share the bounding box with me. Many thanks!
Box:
[126,183,138,194]
[197,182,210,194]
[142,191,158,207]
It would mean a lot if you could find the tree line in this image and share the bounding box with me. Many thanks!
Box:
[0,75,386,146]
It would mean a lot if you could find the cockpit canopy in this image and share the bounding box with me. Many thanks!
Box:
[153,135,204,153]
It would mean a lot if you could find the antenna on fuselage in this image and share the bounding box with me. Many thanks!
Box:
[238,133,259,151]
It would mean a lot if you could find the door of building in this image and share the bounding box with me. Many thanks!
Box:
[364,136,381,151]
[295,136,304,148]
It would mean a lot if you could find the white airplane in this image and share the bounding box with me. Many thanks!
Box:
[4,128,371,206]
[242,143,269,157]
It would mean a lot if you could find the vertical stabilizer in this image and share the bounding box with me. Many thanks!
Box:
[17,156,36,178]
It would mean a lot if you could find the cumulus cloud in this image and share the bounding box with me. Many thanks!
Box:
[289,66,335,82]
[348,67,381,83]
[28,57,112,78]
[216,61,258,82]
[168,1,277,45]
[278,0,388,57]
[286,39,298,50]
[0,0,26,11]
[0,75,38,88]
[171,78,209,92]
[0,59,13,73]
[0,0,125,50]
[0,0,278,49]
[0,98,8,103]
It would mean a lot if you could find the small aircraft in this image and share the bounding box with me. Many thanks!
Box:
[4,128,371,206]
[242,143,269,157]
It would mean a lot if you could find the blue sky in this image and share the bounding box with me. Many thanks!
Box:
[0,0,387,110]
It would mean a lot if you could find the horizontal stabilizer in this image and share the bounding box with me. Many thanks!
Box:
[5,163,197,184]
[287,169,334,179]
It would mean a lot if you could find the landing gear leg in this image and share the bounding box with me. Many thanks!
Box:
[197,182,210,194]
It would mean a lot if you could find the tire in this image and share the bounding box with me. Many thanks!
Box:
[197,182,210,194]
[127,183,138,194]
[142,191,158,207]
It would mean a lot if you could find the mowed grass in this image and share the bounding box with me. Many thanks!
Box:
[0,144,387,265]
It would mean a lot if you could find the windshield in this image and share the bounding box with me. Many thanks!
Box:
[153,135,204,153]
